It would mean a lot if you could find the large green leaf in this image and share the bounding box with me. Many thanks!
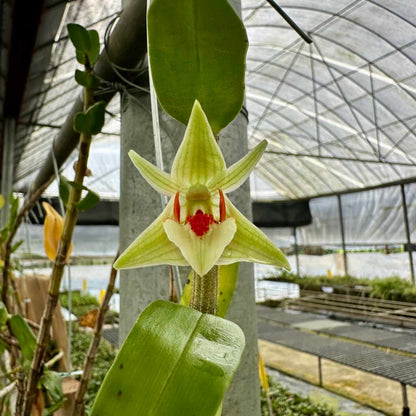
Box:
[148,0,248,135]
[90,300,245,416]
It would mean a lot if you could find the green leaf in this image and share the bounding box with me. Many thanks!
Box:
[40,370,64,403]
[67,24,100,67]
[0,302,8,326]
[73,101,106,135]
[7,193,19,232]
[0,226,8,242]
[9,315,36,361]
[59,175,71,206]
[75,70,100,89]
[77,189,100,211]
[11,240,23,253]
[90,300,245,416]
[76,49,86,65]
[180,264,239,318]
[148,0,248,135]
[87,29,100,65]
[42,400,66,416]
[217,263,239,318]
[67,24,91,53]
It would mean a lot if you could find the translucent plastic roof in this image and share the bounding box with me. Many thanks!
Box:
[11,0,416,201]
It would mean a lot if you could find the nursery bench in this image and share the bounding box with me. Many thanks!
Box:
[257,311,416,416]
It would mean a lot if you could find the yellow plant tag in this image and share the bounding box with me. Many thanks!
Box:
[42,202,72,262]
[258,353,269,394]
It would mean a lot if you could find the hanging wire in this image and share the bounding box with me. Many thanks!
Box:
[145,0,182,296]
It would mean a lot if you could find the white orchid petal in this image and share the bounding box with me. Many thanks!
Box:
[211,140,267,193]
[163,218,236,276]
[114,198,187,270]
[129,150,179,196]
[171,101,226,187]
[217,197,290,270]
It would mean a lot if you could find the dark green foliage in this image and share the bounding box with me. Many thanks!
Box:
[73,101,106,136]
[59,175,71,206]
[67,24,100,66]
[9,315,36,361]
[40,369,65,415]
[71,325,117,412]
[76,188,100,212]
[75,69,100,89]
[60,177,101,211]
[261,379,335,416]
[60,291,99,318]
[266,272,416,303]
[370,276,416,302]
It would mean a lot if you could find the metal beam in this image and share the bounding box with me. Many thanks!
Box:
[337,194,348,276]
[264,0,312,44]
[264,150,416,167]
[401,184,415,284]
[26,0,147,200]
[293,227,300,277]
[292,176,416,202]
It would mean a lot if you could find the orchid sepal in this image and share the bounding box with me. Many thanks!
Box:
[128,150,179,196]
[208,140,268,194]
[216,196,290,270]
[170,100,226,187]
[114,197,188,270]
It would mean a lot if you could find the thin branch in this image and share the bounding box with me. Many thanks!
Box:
[45,351,64,368]
[22,84,96,416]
[0,332,19,349]
[0,380,17,400]
[168,266,178,303]
[71,251,119,416]
[15,372,25,415]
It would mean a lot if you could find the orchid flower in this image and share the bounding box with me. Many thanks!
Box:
[114,101,289,276]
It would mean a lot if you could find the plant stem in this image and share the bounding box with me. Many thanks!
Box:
[168,266,178,302]
[21,86,95,416]
[71,251,119,416]
[189,266,219,315]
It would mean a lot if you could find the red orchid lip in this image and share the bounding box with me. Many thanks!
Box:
[186,210,217,238]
